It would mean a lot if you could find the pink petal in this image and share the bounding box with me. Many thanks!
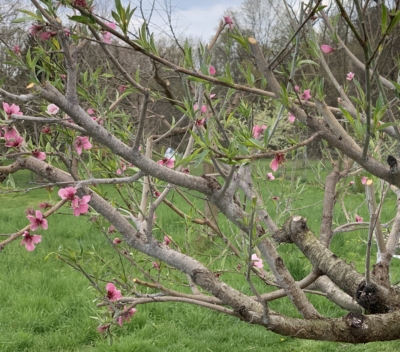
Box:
[321,44,335,54]
[270,158,279,172]
[31,235,42,244]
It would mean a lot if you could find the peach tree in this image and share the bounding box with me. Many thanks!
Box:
[2,0,400,343]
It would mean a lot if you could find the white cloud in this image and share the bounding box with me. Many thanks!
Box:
[128,1,241,41]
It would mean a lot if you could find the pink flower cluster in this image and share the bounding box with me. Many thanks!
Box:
[1,103,27,149]
[105,283,136,327]
[58,187,91,216]
[21,210,49,251]
[29,24,58,41]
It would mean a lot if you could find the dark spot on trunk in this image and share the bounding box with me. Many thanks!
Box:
[356,281,389,313]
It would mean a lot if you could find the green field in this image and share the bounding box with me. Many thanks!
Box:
[1,163,400,351]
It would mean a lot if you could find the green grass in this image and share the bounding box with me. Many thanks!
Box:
[1,162,400,351]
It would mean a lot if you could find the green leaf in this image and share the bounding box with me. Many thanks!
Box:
[387,9,400,33]
[193,150,209,168]
[376,122,397,131]
[14,9,44,22]
[381,3,388,34]
[69,15,96,25]
[297,59,320,68]
[229,33,250,52]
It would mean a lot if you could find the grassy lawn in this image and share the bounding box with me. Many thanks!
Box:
[1,162,400,351]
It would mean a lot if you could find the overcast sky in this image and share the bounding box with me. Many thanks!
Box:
[129,0,244,41]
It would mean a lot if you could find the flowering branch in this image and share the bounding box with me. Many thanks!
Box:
[0,198,67,250]
[9,114,87,133]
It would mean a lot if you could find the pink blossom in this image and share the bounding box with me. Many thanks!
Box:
[209,65,216,75]
[28,24,44,36]
[27,210,48,231]
[106,22,117,30]
[224,16,234,29]
[270,153,286,172]
[193,103,207,113]
[106,283,121,301]
[210,94,216,99]
[321,44,335,54]
[40,31,56,41]
[113,238,122,244]
[182,168,190,174]
[92,116,104,125]
[58,187,77,201]
[41,125,51,134]
[154,190,161,198]
[117,161,127,175]
[102,23,116,44]
[5,135,24,148]
[2,126,19,141]
[157,157,175,168]
[349,181,354,186]
[272,196,280,201]
[102,31,112,44]
[195,118,205,126]
[117,306,137,327]
[108,225,116,234]
[294,86,300,92]
[252,125,267,138]
[63,28,71,37]
[251,254,263,269]
[71,195,91,216]
[346,72,355,81]
[60,74,67,80]
[152,262,160,270]
[72,0,88,8]
[163,235,171,246]
[97,324,110,334]
[46,104,59,115]
[118,85,127,93]
[300,89,312,101]
[13,45,21,55]
[74,136,92,155]
[267,172,275,180]
[39,202,52,209]
[87,108,95,115]
[288,112,296,123]
[3,102,23,117]
[31,149,46,160]
[355,214,363,223]
[20,230,42,251]
[361,176,368,185]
